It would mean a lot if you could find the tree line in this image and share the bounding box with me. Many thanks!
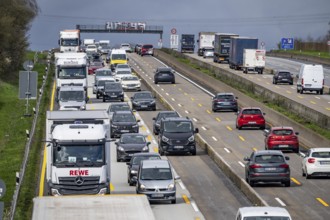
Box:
[0,0,37,82]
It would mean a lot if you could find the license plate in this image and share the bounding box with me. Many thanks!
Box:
[265,168,276,171]
[121,130,129,132]
[248,121,256,124]
[222,102,230,105]
[111,95,117,98]
[151,194,164,198]
[141,105,148,108]
[305,84,311,87]
[174,146,184,149]
[320,161,330,165]
[129,154,133,156]
[279,145,289,148]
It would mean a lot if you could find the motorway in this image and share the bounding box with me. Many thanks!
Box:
[128,53,330,220]
[186,54,330,117]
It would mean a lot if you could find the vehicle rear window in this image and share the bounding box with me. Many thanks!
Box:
[255,155,285,163]
[244,217,290,220]
[311,152,330,158]
[141,168,172,180]
[278,72,291,77]
[272,129,293,135]
[110,105,130,112]
[216,94,234,100]
[242,109,262,115]
[143,45,153,49]
[121,135,145,144]
[113,113,135,122]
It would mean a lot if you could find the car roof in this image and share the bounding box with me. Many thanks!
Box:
[158,111,178,115]
[241,107,262,111]
[238,207,291,217]
[113,110,133,114]
[271,126,293,130]
[157,67,172,71]
[216,92,235,96]
[135,91,152,95]
[254,150,284,156]
[163,117,191,122]
[310,148,330,152]
[141,160,170,169]
[120,133,145,137]
[110,102,129,106]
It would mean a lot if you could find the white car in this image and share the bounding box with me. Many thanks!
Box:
[115,64,131,74]
[302,148,330,179]
[120,43,132,53]
[114,70,133,82]
[121,75,141,91]
[85,44,98,53]
[236,207,292,220]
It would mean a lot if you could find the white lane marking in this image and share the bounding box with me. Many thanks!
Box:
[157,84,160,87]
[185,110,189,114]
[149,77,152,80]
[191,201,200,212]
[315,96,320,100]
[178,104,182,107]
[152,140,157,145]
[165,93,169,96]
[146,129,150,134]
[201,126,207,130]
[171,98,175,101]
[224,148,230,153]
[275,197,287,206]
[179,181,186,190]
[238,161,245,167]
[212,136,217,141]
[192,118,197,122]
[161,88,164,91]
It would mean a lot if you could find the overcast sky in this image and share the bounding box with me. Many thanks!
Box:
[28,0,330,51]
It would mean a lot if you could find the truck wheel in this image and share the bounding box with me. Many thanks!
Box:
[191,149,196,156]
[260,70,263,74]
[171,199,176,204]
[96,94,99,99]
[103,97,106,102]
[300,89,303,94]
[320,89,323,95]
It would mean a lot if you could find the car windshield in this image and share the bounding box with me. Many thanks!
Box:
[61,38,79,46]
[157,112,179,122]
[132,156,160,165]
[272,129,293,135]
[95,70,112,76]
[116,71,131,75]
[216,94,234,100]
[59,91,84,101]
[54,144,105,165]
[113,113,135,122]
[122,76,138,81]
[97,80,113,86]
[58,67,86,79]
[121,135,146,144]
[311,152,330,158]
[164,121,192,133]
[134,93,153,99]
[255,155,285,163]
[112,54,127,60]
[244,217,290,220]
[242,109,262,115]
[141,167,172,180]
[109,104,130,112]
[105,83,121,90]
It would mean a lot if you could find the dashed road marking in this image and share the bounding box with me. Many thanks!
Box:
[291,177,301,185]
[165,93,169,96]
[224,148,230,153]
[192,118,197,122]
[171,98,175,101]
[178,104,182,107]
[239,135,245,141]
[275,197,286,206]
[212,136,218,141]
[201,126,207,131]
[310,101,316,104]
[226,126,232,131]
[316,198,329,207]
[238,161,245,167]
[185,110,190,114]
[198,103,202,107]
[206,110,211,114]
[182,194,190,204]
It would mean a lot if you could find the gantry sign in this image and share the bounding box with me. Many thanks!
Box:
[76,21,164,43]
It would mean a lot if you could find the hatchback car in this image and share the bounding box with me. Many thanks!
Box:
[212,92,238,112]
[236,207,292,220]
[236,107,266,130]
[131,91,156,111]
[136,160,179,204]
[154,67,175,84]
[94,78,115,99]
[203,47,214,58]
[121,75,141,91]
[152,111,180,135]
[244,150,290,187]
[127,153,161,186]
[102,82,124,102]
[114,70,133,82]
[110,110,140,138]
[88,61,104,75]
[264,127,299,153]
[107,102,131,119]
[94,68,114,83]
[302,148,330,179]
[273,71,293,85]
[115,64,131,74]
[115,133,150,162]
[140,44,154,56]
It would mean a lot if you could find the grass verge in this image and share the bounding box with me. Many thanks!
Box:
[271,50,330,59]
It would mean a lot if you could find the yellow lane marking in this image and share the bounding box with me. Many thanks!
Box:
[195,218,201,220]
[50,81,56,111]
[110,183,115,192]
[216,117,221,122]
[182,194,190,204]
[226,126,232,131]
[266,82,270,85]
[184,92,188,96]
[198,103,202,107]
[179,88,182,91]
[297,95,304,99]
[252,148,257,152]
[141,126,146,131]
[206,110,211,114]
[275,86,280,89]
[286,91,292,94]
[153,147,158,153]
[316,198,329,207]
[147,135,152,141]
[290,177,301,185]
[326,107,330,111]
[257,78,261,81]
[310,101,316,104]
[239,136,245,141]
[191,97,195,101]
[173,84,176,87]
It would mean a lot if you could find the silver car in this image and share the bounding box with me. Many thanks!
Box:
[136,160,179,204]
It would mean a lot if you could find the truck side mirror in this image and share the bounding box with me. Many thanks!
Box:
[55,98,59,102]
[85,97,89,102]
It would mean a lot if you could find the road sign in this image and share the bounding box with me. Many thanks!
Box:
[170,34,179,50]
[281,38,294,50]
[23,60,34,71]
[19,71,38,99]
[327,40,330,46]
[171,28,177,34]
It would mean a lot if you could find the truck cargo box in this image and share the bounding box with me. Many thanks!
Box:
[197,32,215,56]
[213,33,238,63]
[229,37,258,70]
[242,49,265,74]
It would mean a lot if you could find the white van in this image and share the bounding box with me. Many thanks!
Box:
[236,207,292,220]
[297,64,324,94]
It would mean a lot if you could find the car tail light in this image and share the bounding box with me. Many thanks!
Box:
[290,136,297,140]
[279,164,289,168]
[302,78,304,85]
[250,164,262,169]
[308,158,315,163]
[268,136,276,140]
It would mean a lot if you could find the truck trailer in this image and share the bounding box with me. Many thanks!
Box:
[242,49,266,74]
[46,110,111,196]
[229,37,258,70]
[59,30,81,53]
[181,34,195,53]
[213,33,238,63]
[54,52,88,97]
[197,32,215,56]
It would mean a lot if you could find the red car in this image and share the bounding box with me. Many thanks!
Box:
[88,61,104,75]
[236,107,266,130]
[264,127,299,153]
[140,44,154,56]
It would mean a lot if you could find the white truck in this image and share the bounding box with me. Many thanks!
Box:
[197,32,215,56]
[59,30,81,53]
[56,86,88,110]
[83,39,95,46]
[46,110,111,196]
[242,49,266,74]
[54,52,88,97]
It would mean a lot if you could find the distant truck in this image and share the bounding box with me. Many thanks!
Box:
[56,86,88,110]
[197,32,215,56]
[83,39,95,46]
[59,30,81,53]
[213,33,238,63]
[46,110,111,196]
[181,34,195,53]
[54,52,88,97]
[242,49,266,74]
[229,37,258,70]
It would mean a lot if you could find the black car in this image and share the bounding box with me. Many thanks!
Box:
[110,110,140,138]
[158,117,198,156]
[152,111,180,135]
[272,71,293,85]
[107,102,131,119]
[154,67,175,84]
[103,82,124,102]
[115,133,150,162]
[131,91,156,111]
[95,79,115,99]
[126,152,161,186]
[244,150,290,187]
[212,92,238,112]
